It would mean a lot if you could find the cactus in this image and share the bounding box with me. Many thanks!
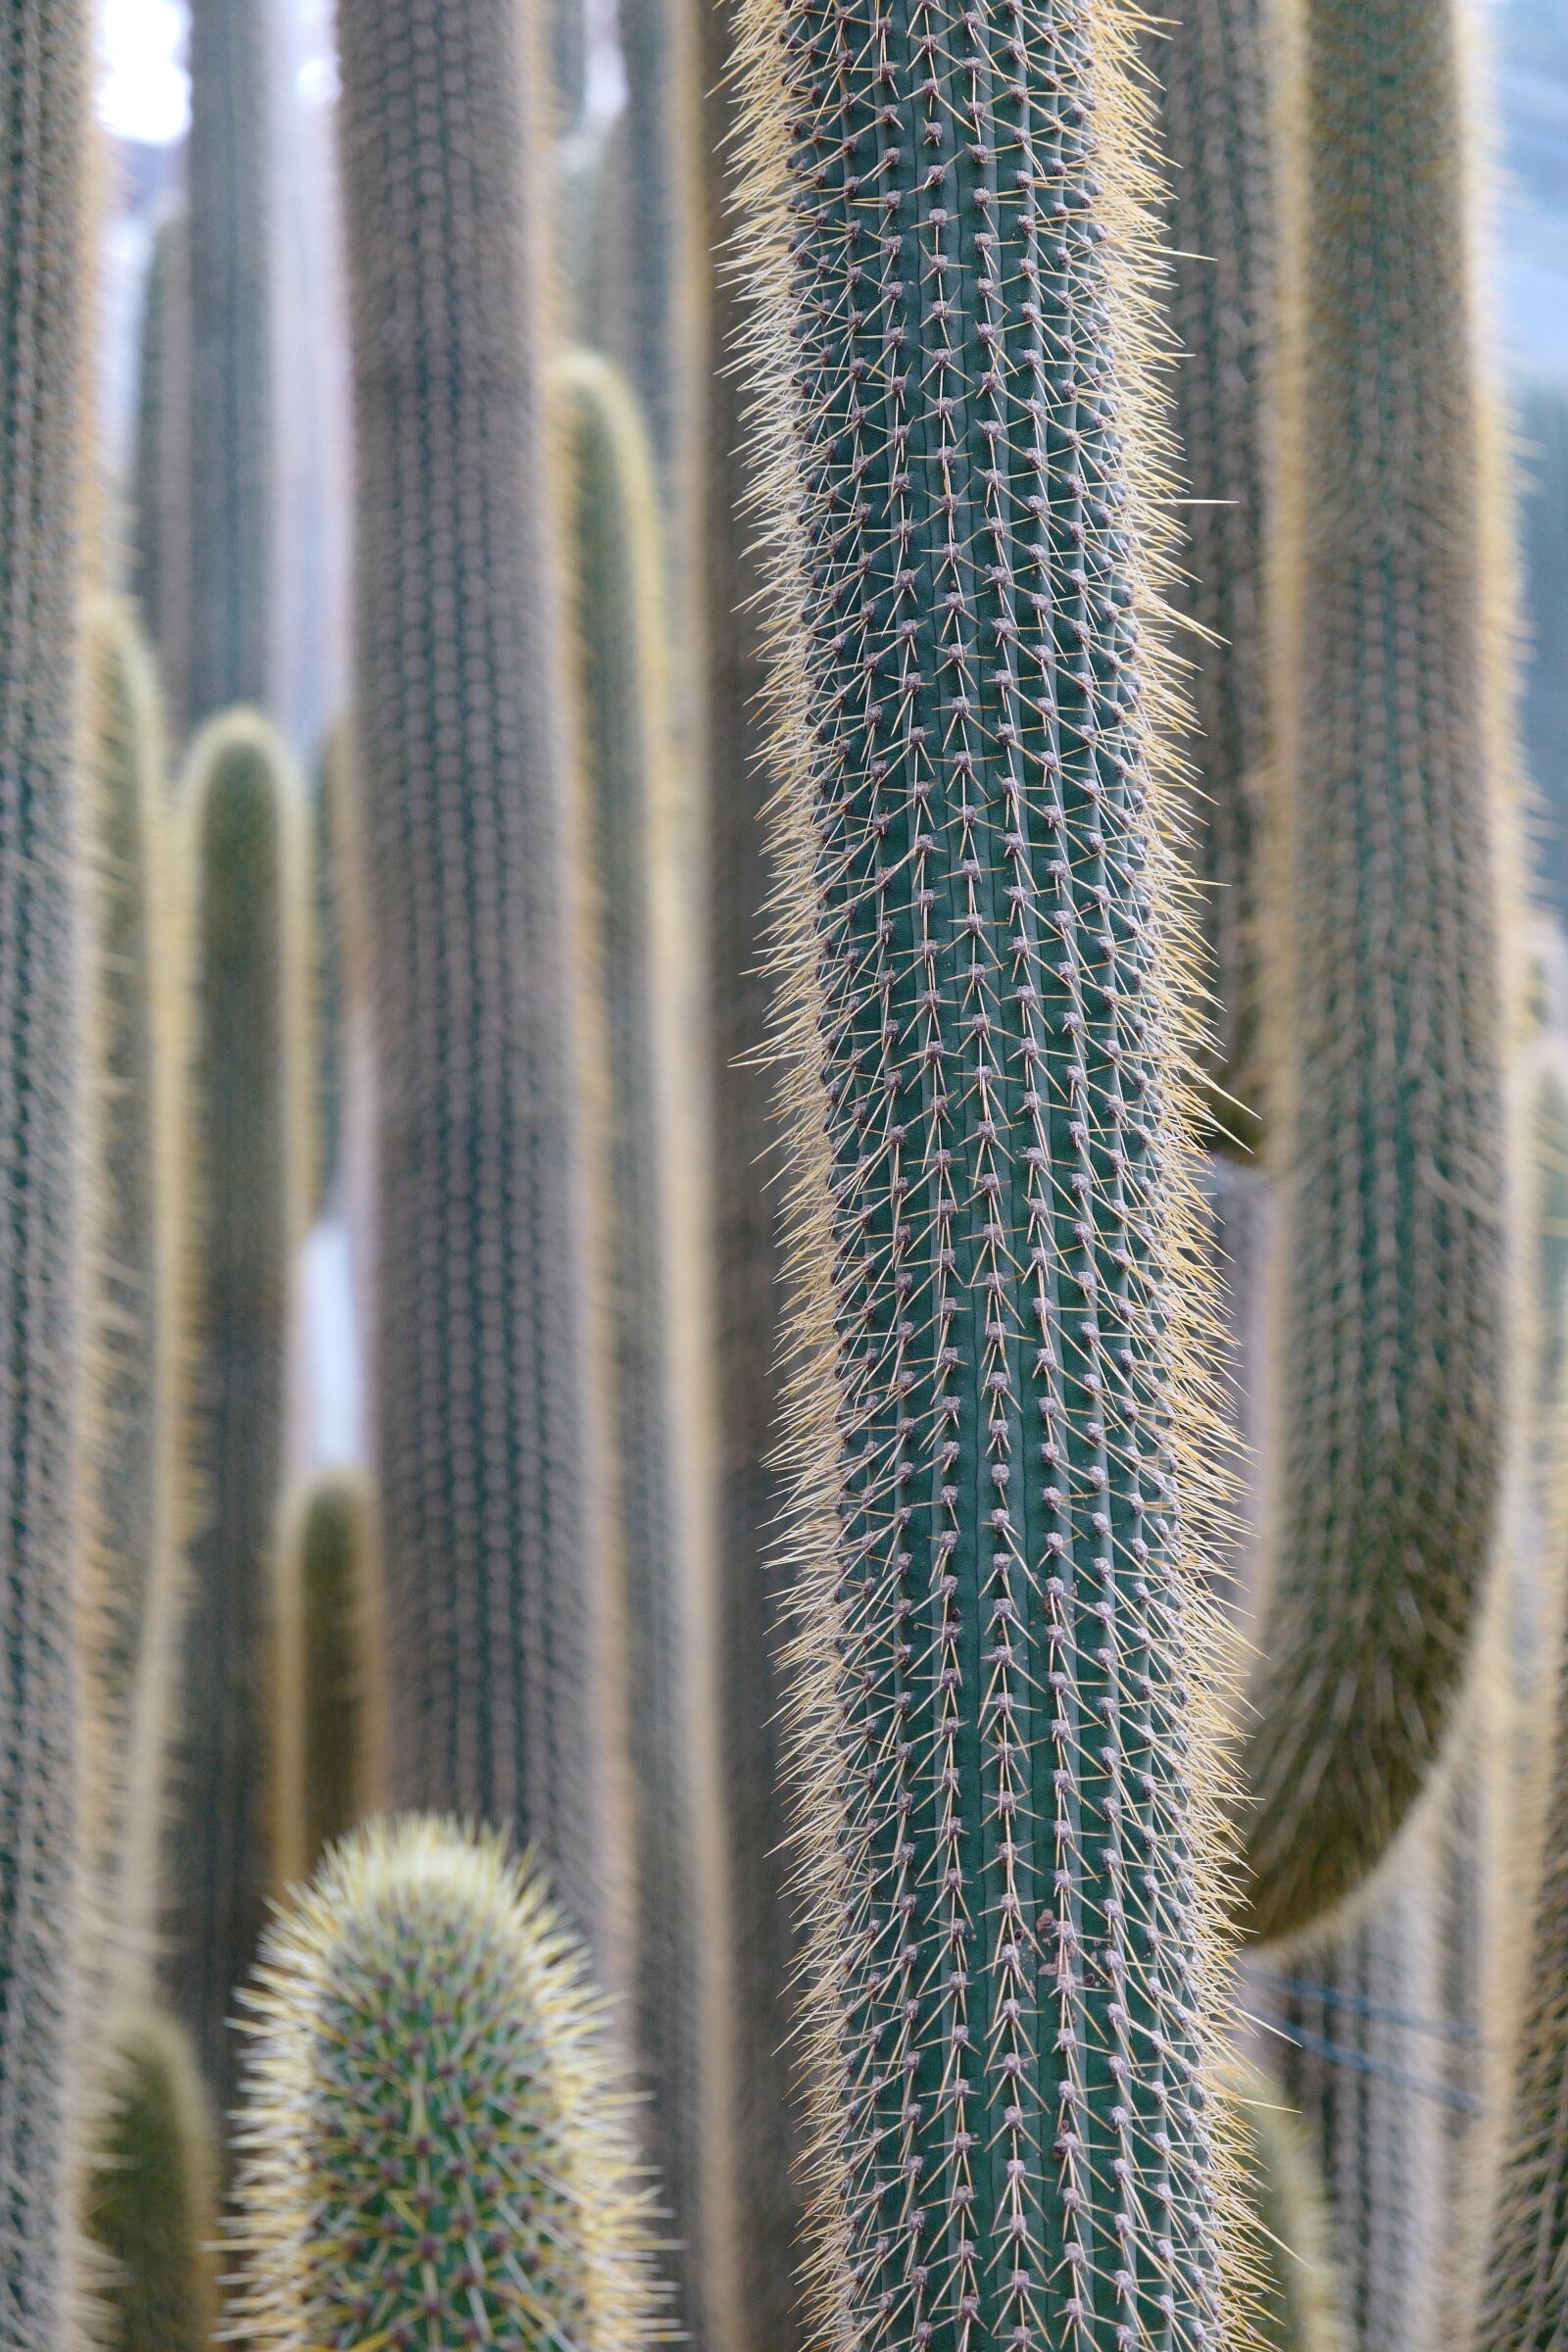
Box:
[734,0,1238,2343]
[1236,0,1518,1943]
[336,0,610,1949]
[1225,2062,1344,2352]
[228,1816,666,2352]
[81,594,186,1980]
[186,0,274,723]
[276,1468,386,1876]
[164,709,309,2110]
[1264,1833,1444,2352]
[554,345,728,2344]
[1146,0,1271,1140]
[85,2008,219,2352]
[605,0,701,490]
[1519,384,1568,920]
[130,206,191,722]
[0,6,91,2340]
[311,723,347,1219]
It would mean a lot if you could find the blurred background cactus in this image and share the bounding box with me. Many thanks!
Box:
[2,0,1566,2348]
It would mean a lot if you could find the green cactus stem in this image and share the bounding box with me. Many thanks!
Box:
[86,2007,219,2352]
[336,0,610,1950]
[311,722,348,1219]
[1236,0,1518,1943]
[228,1816,667,2352]
[164,708,309,2112]
[1225,2061,1344,2352]
[0,6,91,2340]
[130,206,191,724]
[81,594,186,1982]
[276,1468,386,1876]
[733,0,1238,2344]
[186,0,274,722]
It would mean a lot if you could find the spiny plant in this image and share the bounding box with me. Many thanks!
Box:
[186,0,274,723]
[1145,0,1271,1143]
[0,6,91,2341]
[164,708,310,2111]
[311,723,348,1220]
[734,0,1240,2342]
[275,1467,386,1877]
[1224,2062,1344,2352]
[227,1816,667,2352]
[1519,383,1568,919]
[336,0,610,1952]
[130,205,190,716]
[85,2007,219,2352]
[554,344,727,2347]
[81,594,186,1984]
[1237,0,1518,1944]
[1267,1833,1443,2352]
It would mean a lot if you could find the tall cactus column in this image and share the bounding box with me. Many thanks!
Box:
[735,0,1235,2344]
[336,0,608,1948]
[1240,0,1517,1941]
[0,8,90,2345]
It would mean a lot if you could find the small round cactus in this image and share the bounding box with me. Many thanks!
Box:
[228,1816,667,2352]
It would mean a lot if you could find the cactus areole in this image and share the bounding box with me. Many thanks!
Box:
[736,0,1233,2345]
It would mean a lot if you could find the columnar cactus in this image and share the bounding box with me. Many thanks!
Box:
[735,0,1237,2344]
[311,723,348,1218]
[0,7,91,2339]
[1224,2062,1344,2352]
[607,0,701,488]
[86,2008,219,2352]
[1146,0,1271,1138]
[555,346,728,2344]
[81,595,185,1978]
[165,709,309,2109]
[1238,0,1517,1942]
[186,0,273,722]
[276,1468,386,1875]
[130,207,191,718]
[336,0,609,1949]
[1269,1836,1443,2352]
[228,1817,666,2352]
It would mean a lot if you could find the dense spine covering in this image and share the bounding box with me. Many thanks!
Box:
[555,347,729,2347]
[228,1818,667,2352]
[276,1468,386,1877]
[1238,0,1518,1942]
[130,207,191,724]
[165,710,309,2111]
[81,595,185,1979]
[86,2008,219,2352]
[186,0,273,723]
[1225,2063,1344,2352]
[1145,0,1271,1139]
[736,1,1238,2345]
[336,0,608,1947]
[0,7,90,2341]
[696,3,808,2332]
[1268,1838,1443,2352]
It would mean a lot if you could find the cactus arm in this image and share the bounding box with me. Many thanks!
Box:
[85,2008,219,2352]
[275,1467,386,1877]
[129,207,192,728]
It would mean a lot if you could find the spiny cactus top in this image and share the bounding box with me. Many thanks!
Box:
[0,6,90,2342]
[734,0,1237,2344]
[87,2007,219,2352]
[1239,0,1517,1942]
[228,1817,666,2352]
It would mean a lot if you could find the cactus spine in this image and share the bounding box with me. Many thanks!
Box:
[165,709,309,2110]
[228,1817,666,2352]
[276,1468,386,1876]
[1237,0,1518,1942]
[336,0,609,1947]
[555,346,729,2345]
[81,595,185,1979]
[736,0,1236,2344]
[1146,0,1271,1140]
[0,6,91,2339]
[186,0,274,724]
[86,2008,219,2352]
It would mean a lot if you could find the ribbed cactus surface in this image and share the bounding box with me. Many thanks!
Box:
[1239,0,1515,1942]
[87,2008,219,2352]
[165,709,308,2109]
[0,7,90,2340]
[336,0,607,1947]
[278,1468,385,1875]
[186,0,273,722]
[229,1818,665,2352]
[82,595,183,1978]
[556,345,724,2345]
[1226,2062,1343,2352]
[737,0,1234,2344]
[1146,0,1270,1136]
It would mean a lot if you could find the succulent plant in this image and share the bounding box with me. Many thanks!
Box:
[275,1467,386,1876]
[85,2007,220,2352]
